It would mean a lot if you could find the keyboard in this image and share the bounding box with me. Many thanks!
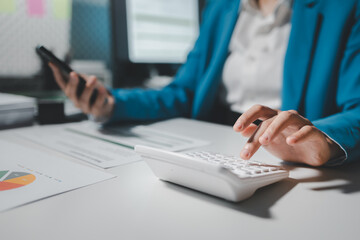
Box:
[135,145,289,202]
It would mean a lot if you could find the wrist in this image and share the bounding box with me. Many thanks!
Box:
[326,136,344,161]
[103,95,115,119]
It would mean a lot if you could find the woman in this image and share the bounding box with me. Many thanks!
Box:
[50,0,360,166]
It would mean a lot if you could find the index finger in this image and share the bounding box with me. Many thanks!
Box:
[233,105,278,132]
[48,62,66,91]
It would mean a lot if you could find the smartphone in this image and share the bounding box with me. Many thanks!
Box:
[36,45,98,105]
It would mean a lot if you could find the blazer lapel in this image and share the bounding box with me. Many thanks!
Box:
[282,0,322,113]
[194,0,241,118]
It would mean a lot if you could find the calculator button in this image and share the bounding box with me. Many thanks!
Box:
[247,168,261,174]
[211,158,222,163]
[269,167,280,171]
[232,170,249,178]
[222,164,236,170]
[207,160,220,165]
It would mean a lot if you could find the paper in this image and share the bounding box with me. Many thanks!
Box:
[16,125,142,169]
[53,0,71,19]
[0,93,35,128]
[0,0,15,13]
[27,0,45,17]
[67,122,210,152]
[0,139,114,212]
[16,121,209,169]
[0,92,35,110]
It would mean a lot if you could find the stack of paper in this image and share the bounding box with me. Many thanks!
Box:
[0,92,36,129]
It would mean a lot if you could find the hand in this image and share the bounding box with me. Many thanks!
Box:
[49,63,115,120]
[233,105,343,166]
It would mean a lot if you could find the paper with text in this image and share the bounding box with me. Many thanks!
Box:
[16,125,142,169]
[0,139,114,212]
[66,122,210,152]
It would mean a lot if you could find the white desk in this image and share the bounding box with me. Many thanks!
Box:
[1,118,359,240]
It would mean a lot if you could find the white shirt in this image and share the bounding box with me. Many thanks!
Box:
[220,0,292,113]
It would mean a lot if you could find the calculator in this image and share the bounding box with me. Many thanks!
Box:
[135,145,289,202]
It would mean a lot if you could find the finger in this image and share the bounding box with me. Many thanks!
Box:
[240,119,273,160]
[106,94,115,109]
[90,86,107,117]
[79,76,97,113]
[233,105,277,132]
[65,72,80,107]
[240,124,258,138]
[48,63,66,90]
[259,111,310,145]
[286,125,317,145]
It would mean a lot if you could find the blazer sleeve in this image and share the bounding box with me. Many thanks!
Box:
[107,2,216,123]
[313,4,360,164]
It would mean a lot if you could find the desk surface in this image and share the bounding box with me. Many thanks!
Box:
[0,118,359,240]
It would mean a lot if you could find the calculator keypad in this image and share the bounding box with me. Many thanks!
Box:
[185,151,284,178]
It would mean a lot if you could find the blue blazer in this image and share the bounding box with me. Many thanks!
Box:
[110,0,360,164]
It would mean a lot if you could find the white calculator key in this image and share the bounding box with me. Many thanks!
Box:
[232,169,249,178]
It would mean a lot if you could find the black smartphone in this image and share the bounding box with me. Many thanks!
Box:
[36,45,98,105]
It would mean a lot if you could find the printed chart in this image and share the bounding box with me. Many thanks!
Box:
[0,171,36,191]
[0,139,114,212]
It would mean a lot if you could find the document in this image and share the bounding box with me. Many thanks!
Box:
[66,121,209,152]
[16,124,142,169]
[0,139,114,212]
[0,92,36,128]
[16,121,209,169]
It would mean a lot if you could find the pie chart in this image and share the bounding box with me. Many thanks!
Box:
[0,170,36,191]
